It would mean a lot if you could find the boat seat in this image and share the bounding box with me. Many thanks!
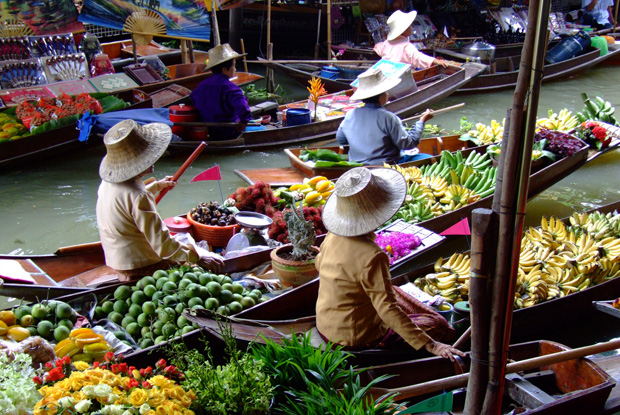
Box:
[505,372,557,408]
[69,265,125,288]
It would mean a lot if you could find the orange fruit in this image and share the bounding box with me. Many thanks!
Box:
[0,310,16,326]
[0,321,8,336]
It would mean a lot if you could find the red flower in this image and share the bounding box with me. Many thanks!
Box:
[592,126,608,140]
[47,367,65,382]
[142,381,152,389]
[125,378,140,389]
[156,359,166,369]
[93,361,100,368]
[62,356,72,366]
[104,352,115,362]
[33,376,42,385]
[45,362,53,370]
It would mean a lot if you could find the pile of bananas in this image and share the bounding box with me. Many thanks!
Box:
[288,175,335,207]
[386,150,497,224]
[576,93,618,126]
[536,108,580,132]
[413,209,620,308]
[464,120,505,145]
[54,327,112,363]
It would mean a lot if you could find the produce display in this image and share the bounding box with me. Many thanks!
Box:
[0,112,29,141]
[460,119,505,145]
[93,266,268,349]
[276,175,336,208]
[414,209,620,307]
[1,300,79,343]
[53,328,112,363]
[535,108,580,132]
[298,148,362,168]
[189,201,238,226]
[534,128,586,158]
[229,180,280,215]
[15,93,103,127]
[385,150,497,223]
[576,121,614,150]
[576,92,618,126]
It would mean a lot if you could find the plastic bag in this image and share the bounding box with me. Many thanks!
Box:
[0,336,56,368]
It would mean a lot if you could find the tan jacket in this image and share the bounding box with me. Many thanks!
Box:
[96,177,199,271]
[315,232,431,350]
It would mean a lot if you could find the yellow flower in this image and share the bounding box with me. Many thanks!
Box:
[73,391,86,401]
[129,388,149,407]
[74,361,90,371]
[182,410,195,415]
[71,372,87,390]
[307,76,327,102]
[132,369,142,379]
[149,375,172,389]
[148,390,166,408]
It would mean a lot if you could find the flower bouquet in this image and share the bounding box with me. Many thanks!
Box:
[575,121,613,150]
[0,352,41,415]
[375,232,422,265]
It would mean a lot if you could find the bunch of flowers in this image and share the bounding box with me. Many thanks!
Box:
[15,93,103,127]
[33,353,195,415]
[375,232,422,265]
[576,121,612,150]
[307,77,327,122]
[0,352,41,415]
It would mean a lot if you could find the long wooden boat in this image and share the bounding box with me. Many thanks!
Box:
[167,62,487,153]
[0,89,153,170]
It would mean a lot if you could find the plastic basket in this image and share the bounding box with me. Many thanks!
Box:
[187,212,240,247]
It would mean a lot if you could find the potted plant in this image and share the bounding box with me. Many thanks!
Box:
[270,199,320,288]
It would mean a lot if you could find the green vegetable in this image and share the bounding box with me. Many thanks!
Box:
[314,160,363,168]
[299,148,347,163]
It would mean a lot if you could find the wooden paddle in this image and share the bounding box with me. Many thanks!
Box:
[401,103,466,123]
[364,337,620,403]
[155,141,206,204]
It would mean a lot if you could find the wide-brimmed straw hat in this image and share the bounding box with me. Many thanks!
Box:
[387,10,417,41]
[350,67,402,101]
[205,43,247,70]
[99,120,171,183]
[322,167,406,237]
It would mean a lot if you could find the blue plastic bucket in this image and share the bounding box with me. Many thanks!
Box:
[545,31,591,64]
[320,66,339,79]
[286,108,311,126]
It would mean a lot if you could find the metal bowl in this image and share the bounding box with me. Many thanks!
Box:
[461,41,496,62]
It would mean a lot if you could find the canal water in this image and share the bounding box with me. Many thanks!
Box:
[1,63,620,255]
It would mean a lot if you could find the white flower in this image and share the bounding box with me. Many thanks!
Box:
[82,385,96,397]
[74,399,92,413]
[58,396,75,408]
[107,393,120,404]
[111,405,126,415]
[94,383,113,398]
[122,410,134,415]
[139,403,151,415]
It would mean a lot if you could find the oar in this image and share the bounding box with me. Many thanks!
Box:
[401,103,465,123]
[364,337,620,403]
[155,142,206,204]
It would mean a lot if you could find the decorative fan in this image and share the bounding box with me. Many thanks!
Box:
[123,10,166,46]
[0,19,34,38]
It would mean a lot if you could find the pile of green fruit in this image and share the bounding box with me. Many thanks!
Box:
[5,300,78,343]
[93,266,267,349]
[0,112,29,142]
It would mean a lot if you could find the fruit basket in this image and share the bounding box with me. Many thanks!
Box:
[187,212,240,247]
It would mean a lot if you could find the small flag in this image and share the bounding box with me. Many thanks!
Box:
[397,390,453,414]
[440,218,471,236]
[191,165,222,182]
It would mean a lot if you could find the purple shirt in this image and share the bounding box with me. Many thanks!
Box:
[190,73,252,139]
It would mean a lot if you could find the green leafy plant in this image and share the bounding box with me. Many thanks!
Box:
[284,200,317,260]
[243,84,286,104]
[487,138,555,162]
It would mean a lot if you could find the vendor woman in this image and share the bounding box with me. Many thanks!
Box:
[96,119,224,281]
[316,167,465,360]
[191,43,252,140]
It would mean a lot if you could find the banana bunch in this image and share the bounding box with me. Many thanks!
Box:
[439,185,480,212]
[420,175,448,198]
[392,200,435,224]
[576,93,618,126]
[405,181,433,204]
[289,175,335,207]
[387,164,423,182]
[466,120,504,145]
[536,108,580,132]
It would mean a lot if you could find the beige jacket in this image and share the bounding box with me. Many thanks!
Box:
[315,232,431,350]
[96,177,199,271]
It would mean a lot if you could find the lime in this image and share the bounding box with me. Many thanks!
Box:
[101,300,114,314]
[137,313,150,327]
[129,304,142,318]
[163,295,177,307]
[162,281,177,294]
[247,292,261,303]
[108,311,123,325]
[37,320,54,339]
[177,315,189,328]
[141,326,151,337]
[139,276,156,290]
[54,326,70,342]
[213,275,225,284]
[216,305,230,316]
[162,323,177,338]
[191,305,205,311]
[143,284,157,298]
[205,298,219,310]
[152,291,165,304]
[114,330,127,341]
[154,336,166,344]
[94,306,106,320]
[181,326,194,335]
[168,271,181,284]
[178,278,192,290]
[155,277,169,290]
[153,270,168,280]
[228,301,243,314]
[14,305,32,321]
[240,296,256,309]
[26,326,38,336]
[198,273,212,285]
[177,291,190,304]
[184,272,199,283]
[220,290,234,304]
[140,338,155,349]
[142,301,156,316]
[113,300,129,315]
[198,286,210,300]
[158,307,176,323]
[188,297,203,308]
[126,322,141,338]
[131,290,147,305]
[232,283,245,295]
[232,293,243,303]
[192,266,204,274]
[56,303,73,320]
[187,283,201,298]
[221,275,233,285]
[152,321,164,336]
[258,297,267,304]
[31,304,49,320]
[206,281,222,297]
[46,300,59,314]
[114,285,132,301]
[58,319,73,330]
[222,283,234,292]
[20,314,35,327]
[175,303,185,315]
[131,285,139,292]
[122,315,136,328]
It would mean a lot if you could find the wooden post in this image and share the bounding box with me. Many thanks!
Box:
[326,0,332,60]
[614,0,619,33]
[266,43,275,93]
[180,39,189,64]
[267,0,272,47]
[211,0,221,46]
[240,38,249,73]
[131,35,138,64]
[315,6,322,60]
[188,40,195,63]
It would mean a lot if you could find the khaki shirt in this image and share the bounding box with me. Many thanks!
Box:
[96,177,199,271]
[315,232,431,350]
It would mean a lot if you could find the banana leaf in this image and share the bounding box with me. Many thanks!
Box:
[99,96,130,113]
[31,114,81,135]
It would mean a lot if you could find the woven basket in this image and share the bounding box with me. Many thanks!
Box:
[186,212,240,247]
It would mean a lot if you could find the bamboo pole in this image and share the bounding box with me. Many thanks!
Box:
[481,0,551,413]
[463,208,497,414]
[155,142,207,204]
[266,43,275,93]
[315,6,322,60]
[614,0,619,33]
[180,39,189,64]
[267,0,272,47]
[326,0,332,60]
[211,0,220,46]
[240,38,249,73]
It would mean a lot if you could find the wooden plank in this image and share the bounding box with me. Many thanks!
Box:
[234,167,306,187]
[505,372,556,409]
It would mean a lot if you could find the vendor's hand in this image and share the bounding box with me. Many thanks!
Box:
[424,340,466,362]
[433,58,450,68]
[420,109,434,123]
[157,176,177,191]
[199,254,224,273]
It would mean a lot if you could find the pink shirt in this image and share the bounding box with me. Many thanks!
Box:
[374,36,435,69]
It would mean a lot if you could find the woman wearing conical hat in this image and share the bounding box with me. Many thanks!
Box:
[191,44,252,140]
[373,10,449,69]
[316,167,465,360]
[96,120,224,281]
[336,67,433,165]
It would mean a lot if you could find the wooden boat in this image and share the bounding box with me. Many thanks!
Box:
[101,39,209,71]
[167,62,487,153]
[0,89,152,170]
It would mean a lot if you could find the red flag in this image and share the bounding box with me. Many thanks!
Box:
[440,218,471,236]
[191,165,222,182]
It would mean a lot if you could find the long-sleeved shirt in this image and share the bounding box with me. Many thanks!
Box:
[96,177,199,271]
[336,102,424,165]
[582,0,613,24]
[315,232,432,350]
[374,36,435,69]
[190,73,252,140]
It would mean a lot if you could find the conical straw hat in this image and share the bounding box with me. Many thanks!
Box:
[322,167,406,237]
[387,10,417,41]
[99,120,171,183]
[205,43,247,70]
[350,67,402,101]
